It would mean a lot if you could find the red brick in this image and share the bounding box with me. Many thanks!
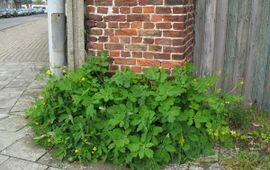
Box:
[110,65,119,71]
[139,0,163,5]
[121,52,131,57]
[151,15,163,22]
[99,36,108,42]
[108,22,118,28]
[143,38,154,44]
[110,36,119,42]
[85,0,94,5]
[110,51,120,57]
[155,38,171,45]
[131,66,142,73]
[132,37,142,43]
[163,31,185,37]
[156,23,172,29]
[172,39,185,46]
[165,0,188,5]
[154,53,170,60]
[173,7,186,14]
[112,7,119,13]
[89,36,97,42]
[161,61,184,69]
[87,21,96,28]
[127,15,150,22]
[95,0,112,6]
[115,0,137,6]
[120,37,130,43]
[105,44,124,50]
[163,15,186,22]
[104,29,114,36]
[139,30,161,37]
[119,23,130,28]
[143,6,154,13]
[132,7,142,13]
[96,22,106,28]
[115,29,137,36]
[173,23,185,30]
[138,59,160,66]
[131,22,143,29]
[90,29,103,35]
[172,54,185,60]
[86,6,95,13]
[164,46,185,53]
[115,58,136,65]
[120,7,130,14]
[132,52,142,58]
[97,7,108,14]
[88,43,103,49]
[88,14,103,21]
[156,7,171,14]
[149,45,162,52]
[104,15,126,22]
[144,22,155,29]
[126,44,147,52]
[143,52,155,59]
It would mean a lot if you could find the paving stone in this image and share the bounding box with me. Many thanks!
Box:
[17,126,34,136]
[1,136,47,161]
[189,163,204,170]
[10,111,25,116]
[47,167,62,170]
[0,90,23,109]
[0,131,24,151]
[0,158,47,170]
[208,163,225,170]
[38,152,64,169]
[0,116,26,132]
[0,154,9,164]
[164,163,189,170]
[28,80,47,89]
[0,108,10,115]
[0,114,8,120]
[7,80,31,88]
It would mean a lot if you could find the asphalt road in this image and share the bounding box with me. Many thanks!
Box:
[0,14,47,31]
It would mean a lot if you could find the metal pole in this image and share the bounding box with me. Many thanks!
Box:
[48,0,65,78]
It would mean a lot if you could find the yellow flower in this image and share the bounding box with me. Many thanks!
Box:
[48,138,51,143]
[230,130,237,137]
[80,77,86,81]
[46,69,51,75]
[225,101,230,104]
[91,147,97,154]
[75,149,79,153]
[240,80,244,86]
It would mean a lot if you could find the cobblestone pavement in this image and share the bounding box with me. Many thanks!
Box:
[0,16,229,170]
[0,16,48,63]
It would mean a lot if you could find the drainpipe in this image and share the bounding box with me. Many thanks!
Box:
[48,0,66,79]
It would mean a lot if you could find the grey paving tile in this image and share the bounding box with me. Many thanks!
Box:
[0,114,8,120]
[38,152,64,169]
[0,116,26,132]
[0,90,23,109]
[0,131,24,151]
[0,108,10,115]
[0,154,9,165]
[0,158,47,170]
[7,80,31,88]
[1,136,47,162]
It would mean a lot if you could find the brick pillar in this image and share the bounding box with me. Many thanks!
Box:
[86,0,194,73]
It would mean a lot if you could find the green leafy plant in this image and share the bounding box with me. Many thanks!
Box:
[27,53,242,169]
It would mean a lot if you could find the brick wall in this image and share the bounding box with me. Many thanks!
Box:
[86,0,194,73]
